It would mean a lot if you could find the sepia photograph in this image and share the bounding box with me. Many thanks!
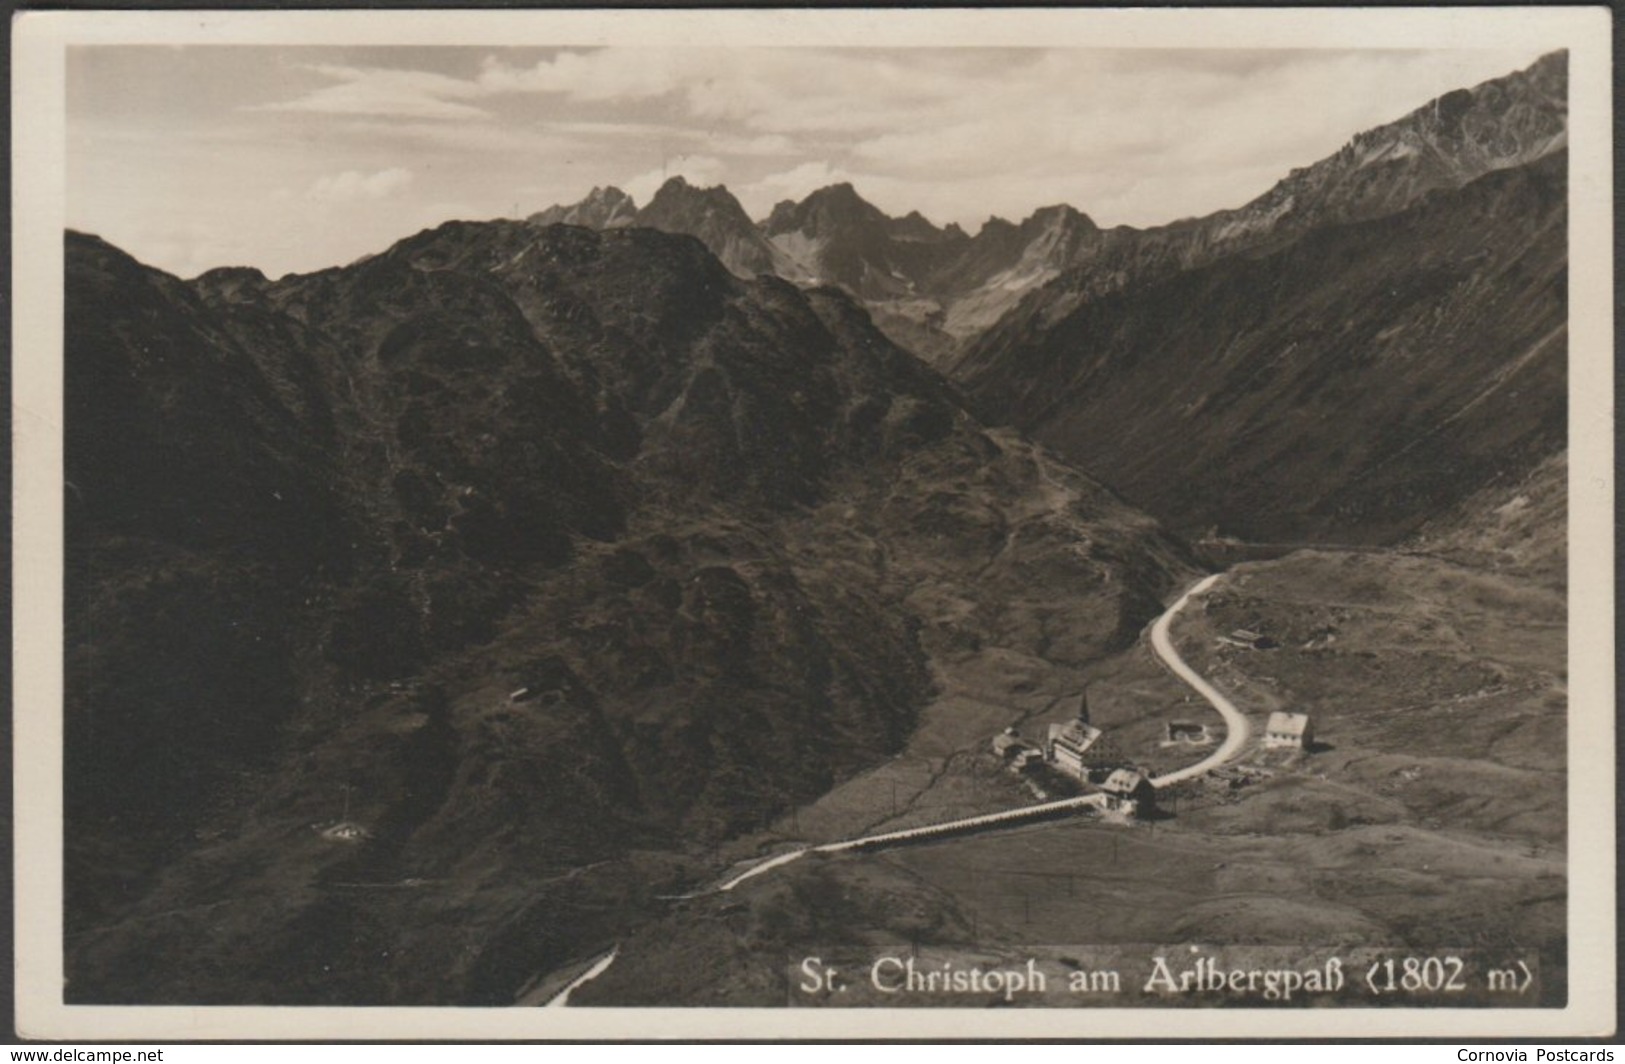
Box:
[11,6,1614,1041]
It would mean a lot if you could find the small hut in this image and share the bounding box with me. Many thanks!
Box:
[1167,721,1207,743]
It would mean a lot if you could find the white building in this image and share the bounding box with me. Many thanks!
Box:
[1045,716,1103,779]
[1263,711,1313,749]
[1101,768,1156,816]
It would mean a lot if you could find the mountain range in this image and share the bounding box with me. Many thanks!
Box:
[63,49,1568,1005]
[529,176,1100,363]
[533,52,1563,362]
[533,50,1568,546]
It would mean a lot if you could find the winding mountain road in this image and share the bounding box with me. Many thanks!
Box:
[540,946,621,1007]
[540,572,1246,1002]
[717,572,1246,891]
[1146,573,1251,786]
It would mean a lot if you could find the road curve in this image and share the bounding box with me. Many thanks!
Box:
[717,847,810,892]
[1147,573,1251,786]
[543,574,1245,1002]
[715,574,1248,892]
[542,946,621,1007]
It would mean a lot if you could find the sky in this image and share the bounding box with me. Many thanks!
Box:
[67,45,1553,279]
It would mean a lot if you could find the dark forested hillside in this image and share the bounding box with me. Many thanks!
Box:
[64,220,1189,1004]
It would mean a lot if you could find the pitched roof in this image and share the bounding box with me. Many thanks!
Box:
[1102,768,1149,794]
[1050,715,1099,741]
[1265,711,1310,737]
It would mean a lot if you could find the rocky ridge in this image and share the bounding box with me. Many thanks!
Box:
[529,52,1566,377]
[952,51,1568,546]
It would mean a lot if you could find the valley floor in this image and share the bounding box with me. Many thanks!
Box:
[555,547,1566,1008]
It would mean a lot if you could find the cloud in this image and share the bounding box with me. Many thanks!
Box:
[91,217,261,279]
[715,132,797,157]
[253,47,1556,228]
[322,118,577,157]
[544,122,797,160]
[95,44,1556,279]
[256,63,488,121]
[414,200,487,225]
[680,50,970,134]
[478,49,687,102]
[622,154,728,205]
[477,48,981,134]
[306,167,414,201]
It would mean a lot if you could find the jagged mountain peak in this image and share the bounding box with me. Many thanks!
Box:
[525,52,1563,368]
[889,209,965,244]
[766,182,890,234]
[636,175,780,279]
[643,175,749,213]
[528,185,638,229]
[1205,49,1568,249]
[1026,203,1097,231]
[966,49,1570,349]
[526,176,780,279]
[813,180,862,201]
[972,204,1094,242]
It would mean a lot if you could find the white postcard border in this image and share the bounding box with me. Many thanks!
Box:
[13,6,1614,1041]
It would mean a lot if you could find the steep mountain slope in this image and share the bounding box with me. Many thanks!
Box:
[926,204,1104,342]
[761,182,969,299]
[530,181,1114,365]
[532,177,793,281]
[763,189,1118,364]
[519,52,1565,383]
[64,238,360,935]
[837,50,1565,364]
[953,52,1567,545]
[971,51,1566,338]
[64,221,1190,1005]
[956,152,1566,545]
[1195,49,1566,252]
[1409,450,1567,587]
[632,176,787,279]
